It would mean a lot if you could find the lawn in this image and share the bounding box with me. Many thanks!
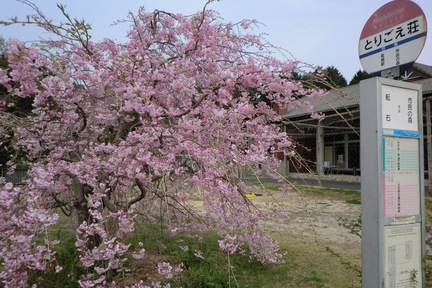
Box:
[28,183,364,287]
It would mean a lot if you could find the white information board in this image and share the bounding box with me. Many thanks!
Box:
[384,224,422,288]
[382,85,419,136]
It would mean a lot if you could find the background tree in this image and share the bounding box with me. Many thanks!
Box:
[0,36,9,166]
[0,37,7,65]
[0,2,324,287]
[297,65,347,91]
[0,36,34,167]
[349,69,372,85]
[324,65,347,88]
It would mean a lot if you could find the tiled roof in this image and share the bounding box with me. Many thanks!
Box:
[282,84,360,118]
[416,78,432,95]
[412,62,432,77]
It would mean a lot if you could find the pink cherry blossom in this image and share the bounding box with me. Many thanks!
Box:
[194,251,205,260]
[0,3,325,287]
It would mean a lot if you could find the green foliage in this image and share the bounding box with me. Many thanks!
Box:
[299,66,347,90]
[28,223,89,287]
[424,198,432,287]
[323,66,347,88]
[291,65,347,92]
[409,269,419,287]
[0,36,35,166]
[349,70,372,85]
[0,36,7,64]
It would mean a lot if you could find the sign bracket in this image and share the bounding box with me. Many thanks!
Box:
[381,66,400,79]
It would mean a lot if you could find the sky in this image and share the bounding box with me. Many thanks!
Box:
[0,0,431,81]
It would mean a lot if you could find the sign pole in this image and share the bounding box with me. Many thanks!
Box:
[360,77,425,287]
[359,2,427,286]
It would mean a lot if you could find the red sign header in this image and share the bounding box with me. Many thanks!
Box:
[360,0,424,39]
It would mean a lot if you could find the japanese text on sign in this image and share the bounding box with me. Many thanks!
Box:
[359,15,427,74]
[381,85,418,133]
[363,18,422,52]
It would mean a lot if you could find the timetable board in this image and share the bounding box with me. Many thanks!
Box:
[384,224,422,288]
[382,137,420,218]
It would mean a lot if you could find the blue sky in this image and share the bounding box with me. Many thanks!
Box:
[0,0,431,81]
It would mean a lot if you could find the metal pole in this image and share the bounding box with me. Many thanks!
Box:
[316,121,324,185]
[426,100,432,194]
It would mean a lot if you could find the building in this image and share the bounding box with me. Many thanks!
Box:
[278,63,432,185]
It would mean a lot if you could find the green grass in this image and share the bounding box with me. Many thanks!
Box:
[230,240,360,288]
[26,222,361,288]
[425,198,432,211]
[251,181,361,204]
[123,225,361,288]
[25,185,363,288]
[295,185,360,198]
[345,199,361,205]
[28,216,90,287]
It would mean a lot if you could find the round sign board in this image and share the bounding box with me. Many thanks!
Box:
[359,0,427,76]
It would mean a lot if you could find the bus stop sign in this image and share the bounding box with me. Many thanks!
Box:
[359,0,427,76]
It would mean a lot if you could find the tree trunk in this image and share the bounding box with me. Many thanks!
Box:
[74,181,101,248]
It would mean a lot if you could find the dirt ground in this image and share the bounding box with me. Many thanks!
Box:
[249,188,362,257]
[187,184,363,270]
[189,185,362,250]
[180,186,364,287]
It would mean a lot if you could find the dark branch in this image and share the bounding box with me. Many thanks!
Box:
[128,179,148,209]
